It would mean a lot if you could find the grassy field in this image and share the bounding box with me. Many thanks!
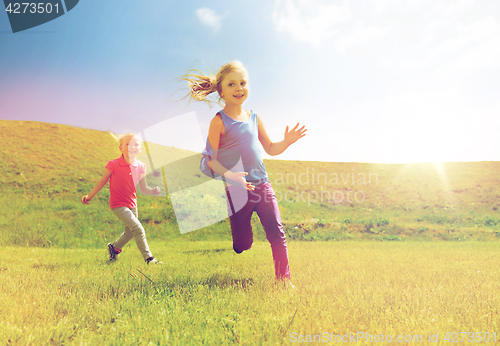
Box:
[1,241,499,345]
[2,120,500,247]
[2,120,500,344]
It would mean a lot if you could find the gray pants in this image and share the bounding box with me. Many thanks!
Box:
[112,206,152,260]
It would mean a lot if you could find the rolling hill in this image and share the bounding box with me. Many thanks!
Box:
[2,120,500,247]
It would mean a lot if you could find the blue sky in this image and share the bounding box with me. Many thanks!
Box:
[1,0,499,163]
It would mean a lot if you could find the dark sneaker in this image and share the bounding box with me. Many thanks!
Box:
[107,243,121,261]
[233,244,243,254]
[146,256,162,265]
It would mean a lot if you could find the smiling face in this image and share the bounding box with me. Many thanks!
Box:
[119,135,142,162]
[219,69,249,107]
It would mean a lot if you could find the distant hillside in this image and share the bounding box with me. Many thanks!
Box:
[2,120,116,193]
[2,120,500,246]
[265,160,500,210]
[1,120,196,194]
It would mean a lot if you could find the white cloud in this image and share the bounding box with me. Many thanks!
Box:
[196,8,224,33]
[382,3,500,76]
[273,0,351,47]
[270,0,500,163]
[273,0,500,74]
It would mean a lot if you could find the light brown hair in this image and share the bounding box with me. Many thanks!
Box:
[180,61,248,107]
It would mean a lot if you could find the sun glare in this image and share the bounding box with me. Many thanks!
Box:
[434,161,444,172]
[390,161,454,208]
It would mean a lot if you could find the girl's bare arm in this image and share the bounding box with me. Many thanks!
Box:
[257,115,307,156]
[81,168,112,204]
[139,176,160,195]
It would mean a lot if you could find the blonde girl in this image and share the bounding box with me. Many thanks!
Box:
[81,133,162,264]
[182,61,306,280]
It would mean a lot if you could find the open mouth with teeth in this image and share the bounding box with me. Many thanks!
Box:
[233,94,245,99]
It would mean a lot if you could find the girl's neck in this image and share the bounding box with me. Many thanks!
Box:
[223,104,247,120]
[122,154,136,164]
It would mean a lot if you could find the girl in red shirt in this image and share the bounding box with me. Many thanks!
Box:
[82,133,162,264]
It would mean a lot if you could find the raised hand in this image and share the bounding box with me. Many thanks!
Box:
[284,123,307,145]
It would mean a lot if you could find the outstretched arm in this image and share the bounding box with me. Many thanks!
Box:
[258,115,307,156]
[81,168,112,204]
[139,176,161,195]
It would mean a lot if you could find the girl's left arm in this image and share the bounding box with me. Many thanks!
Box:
[258,115,307,156]
[139,175,161,195]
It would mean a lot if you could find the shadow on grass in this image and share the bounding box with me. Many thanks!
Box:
[151,273,255,294]
[182,248,232,255]
[200,274,254,289]
[32,263,59,271]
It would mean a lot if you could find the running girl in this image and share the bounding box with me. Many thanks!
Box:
[81,133,162,264]
[181,61,306,280]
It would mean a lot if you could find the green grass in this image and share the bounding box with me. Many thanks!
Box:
[1,241,499,345]
[3,120,500,344]
[3,120,500,246]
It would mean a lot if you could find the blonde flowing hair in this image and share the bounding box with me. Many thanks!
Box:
[180,61,248,107]
[108,132,141,150]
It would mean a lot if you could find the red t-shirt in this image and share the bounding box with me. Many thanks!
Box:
[105,155,146,209]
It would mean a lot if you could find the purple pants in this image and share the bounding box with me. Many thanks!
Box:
[226,181,290,280]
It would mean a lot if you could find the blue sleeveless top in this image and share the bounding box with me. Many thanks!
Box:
[200,110,269,186]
